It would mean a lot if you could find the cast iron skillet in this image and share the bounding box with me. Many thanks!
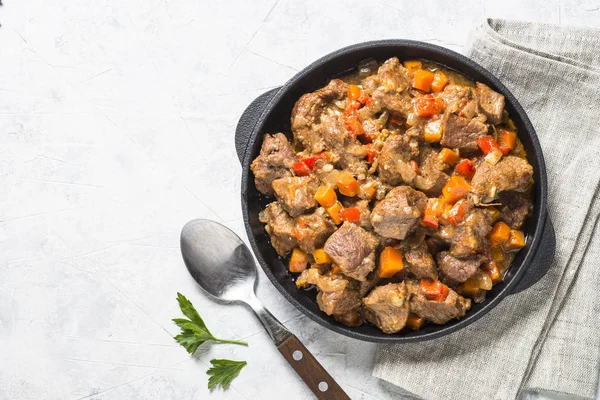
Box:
[237,40,555,343]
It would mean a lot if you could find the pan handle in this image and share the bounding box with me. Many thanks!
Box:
[510,215,555,294]
[235,88,281,165]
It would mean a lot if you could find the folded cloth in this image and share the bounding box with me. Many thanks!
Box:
[373,19,600,400]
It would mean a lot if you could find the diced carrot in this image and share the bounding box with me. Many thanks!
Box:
[447,199,469,225]
[409,160,419,174]
[455,158,476,178]
[330,264,341,274]
[423,118,444,143]
[379,247,405,278]
[442,176,471,204]
[481,261,502,283]
[312,248,331,264]
[406,314,425,330]
[503,229,525,250]
[326,201,344,225]
[336,171,359,197]
[340,207,361,223]
[414,95,444,117]
[439,148,459,166]
[347,84,362,101]
[289,248,308,273]
[292,161,311,176]
[489,221,511,247]
[403,59,422,74]
[421,198,446,229]
[431,71,449,93]
[488,206,500,223]
[497,129,517,156]
[413,69,435,92]
[314,184,337,208]
[419,279,449,302]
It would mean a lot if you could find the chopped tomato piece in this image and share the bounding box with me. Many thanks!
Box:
[347,84,362,101]
[379,247,404,278]
[431,71,449,93]
[421,214,439,229]
[358,93,373,106]
[477,135,500,155]
[337,172,359,197]
[413,69,435,92]
[292,161,311,176]
[455,158,476,178]
[413,94,444,117]
[340,207,361,223]
[299,152,329,170]
[343,114,364,138]
[497,129,517,155]
[447,199,469,225]
[442,176,471,204]
[406,313,425,329]
[289,248,308,273]
[419,279,450,302]
[365,144,377,163]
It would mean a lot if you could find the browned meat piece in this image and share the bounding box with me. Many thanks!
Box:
[413,148,450,197]
[370,186,428,240]
[450,207,493,257]
[259,202,297,256]
[341,198,372,229]
[475,82,505,124]
[362,58,412,117]
[296,268,364,326]
[295,208,336,253]
[404,243,438,280]
[324,222,379,281]
[291,79,348,153]
[471,156,533,199]
[250,133,296,195]
[437,251,484,284]
[438,84,472,112]
[272,176,319,217]
[377,134,417,185]
[409,284,471,324]
[499,191,532,229]
[358,265,380,296]
[440,114,488,152]
[363,282,410,334]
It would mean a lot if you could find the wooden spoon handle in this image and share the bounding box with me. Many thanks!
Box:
[278,334,350,400]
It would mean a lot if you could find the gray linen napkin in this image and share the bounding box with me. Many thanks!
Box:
[373,19,600,400]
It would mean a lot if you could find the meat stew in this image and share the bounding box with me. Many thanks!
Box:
[251,57,533,334]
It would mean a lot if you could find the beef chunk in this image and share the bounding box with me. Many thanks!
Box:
[358,265,381,296]
[363,282,410,334]
[324,222,379,281]
[413,148,450,196]
[296,268,363,326]
[259,202,297,256]
[317,113,368,177]
[499,191,532,229]
[437,251,484,284]
[471,156,533,199]
[404,243,438,280]
[250,133,295,195]
[441,114,488,152]
[370,186,428,240]
[362,58,412,117]
[291,79,348,153]
[377,134,417,185]
[439,84,472,111]
[295,208,336,253]
[450,208,492,257]
[272,176,319,217]
[341,198,372,230]
[409,284,471,324]
[475,82,505,124]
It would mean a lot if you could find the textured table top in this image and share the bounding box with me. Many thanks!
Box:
[2,1,599,399]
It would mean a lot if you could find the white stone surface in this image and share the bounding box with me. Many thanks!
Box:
[1,1,599,399]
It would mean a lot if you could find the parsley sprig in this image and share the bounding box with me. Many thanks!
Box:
[172,292,248,354]
[207,359,247,389]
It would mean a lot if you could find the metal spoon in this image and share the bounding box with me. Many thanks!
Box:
[180,219,350,400]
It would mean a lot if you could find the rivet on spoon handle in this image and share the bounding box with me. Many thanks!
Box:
[278,334,350,400]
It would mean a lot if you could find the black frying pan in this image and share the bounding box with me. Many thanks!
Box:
[237,40,555,343]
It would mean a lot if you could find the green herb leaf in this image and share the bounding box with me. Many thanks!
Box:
[172,293,248,355]
[207,359,247,389]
